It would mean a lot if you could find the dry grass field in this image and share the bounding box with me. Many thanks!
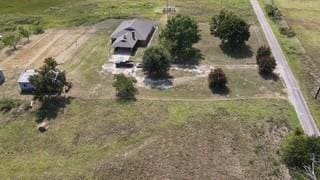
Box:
[0,99,299,179]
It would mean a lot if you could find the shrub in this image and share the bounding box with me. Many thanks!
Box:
[0,99,18,112]
[257,46,271,59]
[265,4,282,20]
[19,26,30,41]
[208,68,228,90]
[256,46,277,75]
[33,26,45,35]
[142,46,171,78]
[279,26,296,38]
[2,33,21,50]
[257,56,277,75]
[113,74,138,100]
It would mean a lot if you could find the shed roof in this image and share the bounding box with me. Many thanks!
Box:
[18,69,37,83]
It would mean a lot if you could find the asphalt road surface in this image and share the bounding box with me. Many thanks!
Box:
[250,0,320,136]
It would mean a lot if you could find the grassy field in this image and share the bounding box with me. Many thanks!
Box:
[258,0,320,127]
[0,0,302,179]
[0,0,252,34]
[0,99,299,179]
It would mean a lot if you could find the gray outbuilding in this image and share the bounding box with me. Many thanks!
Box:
[18,69,37,92]
[111,19,156,53]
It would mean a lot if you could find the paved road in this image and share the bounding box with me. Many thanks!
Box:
[250,0,320,136]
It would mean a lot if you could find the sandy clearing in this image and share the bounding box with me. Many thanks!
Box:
[0,26,96,72]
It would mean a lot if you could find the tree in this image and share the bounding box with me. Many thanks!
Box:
[210,10,250,48]
[142,46,171,78]
[257,56,277,75]
[257,46,271,58]
[160,15,201,63]
[113,74,138,100]
[29,57,72,101]
[256,46,277,75]
[19,26,30,41]
[208,68,228,91]
[2,33,21,50]
[281,133,320,179]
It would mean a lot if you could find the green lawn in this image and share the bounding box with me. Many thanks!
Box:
[0,99,299,179]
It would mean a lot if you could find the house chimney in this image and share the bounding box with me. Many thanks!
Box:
[132,31,136,40]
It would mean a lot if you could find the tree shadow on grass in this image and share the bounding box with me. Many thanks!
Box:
[143,77,173,90]
[175,48,204,66]
[260,72,280,81]
[210,86,230,95]
[35,96,73,123]
[220,44,253,59]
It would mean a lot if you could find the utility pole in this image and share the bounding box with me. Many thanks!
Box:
[166,0,169,20]
[315,86,320,99]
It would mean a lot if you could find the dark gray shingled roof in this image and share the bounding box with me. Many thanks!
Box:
[111,19,155,48]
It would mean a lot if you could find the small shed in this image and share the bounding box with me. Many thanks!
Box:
[0,68,4,85]
[18,69,37,92]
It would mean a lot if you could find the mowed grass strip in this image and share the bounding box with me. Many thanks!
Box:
[0,99,299,179]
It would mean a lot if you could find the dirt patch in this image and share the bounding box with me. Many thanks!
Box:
[0,26,96,71]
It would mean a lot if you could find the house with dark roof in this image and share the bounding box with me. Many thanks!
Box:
[111,19,156,53]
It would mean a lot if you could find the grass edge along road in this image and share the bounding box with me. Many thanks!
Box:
[250,0,320,136]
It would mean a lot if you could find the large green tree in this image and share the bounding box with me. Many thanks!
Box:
[281,132,320,179]
[29,57,72,101]
[142,46,171,78]
[210,10,250,48]
[160,15,201,63]
[113,74,138,100]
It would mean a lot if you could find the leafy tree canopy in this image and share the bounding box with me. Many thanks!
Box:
[142,46,171,78]
[210,10,250,48]
[113,74,138,100]
[29,57,72,101]
[160,15,201,63]
[282,133,320,169]
[19,26,30,41]
[256,46,277,75]
[208,68,228,91]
